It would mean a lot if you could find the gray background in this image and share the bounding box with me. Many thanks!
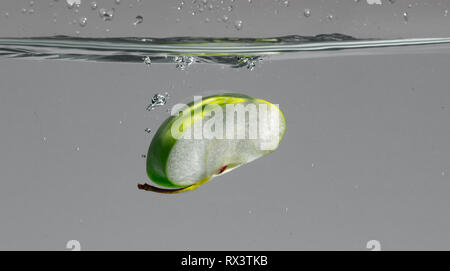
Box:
[1,0,450,250]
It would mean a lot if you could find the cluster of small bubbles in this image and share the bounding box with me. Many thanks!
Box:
[238,57,259,70]
[90,1,97,9]
[134,15,143,25]
[303,8,311,17]
[98,7,114,20]
[143,56,151,66]
[66,0,81,9]
[79,17,87,27]
[146,93,169,111]
[175,56,195,70]
[145,128,152,134]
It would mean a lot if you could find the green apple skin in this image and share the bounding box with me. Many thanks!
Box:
[146,93,285,189]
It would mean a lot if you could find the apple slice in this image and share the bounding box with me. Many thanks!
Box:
[138,93,286,194]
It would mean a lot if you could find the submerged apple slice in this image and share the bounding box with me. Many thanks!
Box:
[138,93,286,194]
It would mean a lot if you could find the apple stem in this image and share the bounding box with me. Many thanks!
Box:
[137,177,211,194]
[137,183,187,194]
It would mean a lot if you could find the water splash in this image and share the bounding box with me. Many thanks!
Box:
[175,55,195,70]
[0,34,450,68]
[143,56,151,66]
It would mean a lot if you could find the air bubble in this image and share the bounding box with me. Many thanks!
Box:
[234,20,243,30]
[145,128,152,133]
[90,1,97,9]
[134,15,143,25]
[79,17,87,27]
[98,8,114,20]
[402,11,408,22]
[303,8,311,17]
[147,93,168,111]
